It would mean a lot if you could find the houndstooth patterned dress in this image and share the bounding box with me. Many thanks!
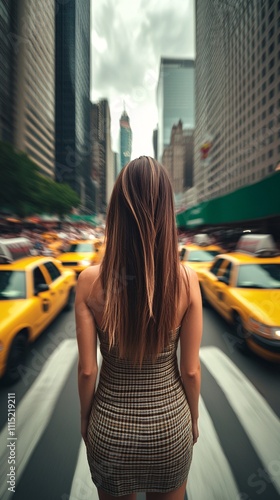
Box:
[86,325,193,496]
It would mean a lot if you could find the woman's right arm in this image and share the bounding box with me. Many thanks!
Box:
[179,266,203,444]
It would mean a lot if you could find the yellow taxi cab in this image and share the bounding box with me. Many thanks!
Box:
[57,238,105,274]
[0,238,77,383]
[179,234,224,274]
[41,232,65,257]
[198,234,280,362]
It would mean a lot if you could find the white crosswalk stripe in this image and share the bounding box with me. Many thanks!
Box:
[1,343,279,500]
[188,396,239,500]
[69,440,96,500]
[0,339,78,500]
[69,345,102,500]
[200,346,280,495]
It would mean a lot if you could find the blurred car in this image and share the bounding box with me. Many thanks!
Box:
[179,244,223,273]
[41,232,65,257]
[198,234,280,362]
[0,238,77,383]
[57,238,105,274]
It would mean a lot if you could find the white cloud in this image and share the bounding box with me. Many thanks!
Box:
[90,0,195,159]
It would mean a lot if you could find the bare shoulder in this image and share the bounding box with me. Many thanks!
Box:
[76,264,101,294]
[180,264,200,303]
[180,263,198,284]
[78,264,101,282]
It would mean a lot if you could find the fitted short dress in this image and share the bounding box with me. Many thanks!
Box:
[86,325,193,496]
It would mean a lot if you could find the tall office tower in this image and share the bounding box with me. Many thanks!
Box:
[55,0,91,209]
[90,100,114,213]
[12,0,55,178]
[162,121,194,195]
[157,58,195,162]
[0,1,17,144]
[195,0,280,202]
[90,103,100,213]
[119,109,132,169]
[153,127,158,160]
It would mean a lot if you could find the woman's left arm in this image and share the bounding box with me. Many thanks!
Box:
[75,269,98,443]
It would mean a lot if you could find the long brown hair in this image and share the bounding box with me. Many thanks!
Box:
[99,156,181,365]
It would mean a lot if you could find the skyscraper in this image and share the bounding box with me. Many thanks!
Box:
[12,0,55,178]
[119,109,132,169]
[157,58,195,162]
[162,121,194,195]
[90,100,114,213]
[194,0,280,202]
[0,0,16,145]
[55,0,91,209]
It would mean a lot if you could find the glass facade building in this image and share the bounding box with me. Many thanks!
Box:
[90,99,114,213]
[119,110,132,169]
[157,58,195,161]
[195,0,280,202]
[55,0,91,208]
[7,0,55,178]
[0,0,16,145]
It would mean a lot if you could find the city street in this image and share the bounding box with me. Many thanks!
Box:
[0,305,279,500]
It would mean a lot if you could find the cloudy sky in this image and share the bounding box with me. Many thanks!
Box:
[90,0,195,158]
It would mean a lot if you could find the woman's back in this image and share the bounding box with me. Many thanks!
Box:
[75,157,202,500]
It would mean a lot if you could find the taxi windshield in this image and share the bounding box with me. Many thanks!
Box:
[187,250,217,262]
[236,264,280,289]
[0,271,26,299]
[68,243,93,252]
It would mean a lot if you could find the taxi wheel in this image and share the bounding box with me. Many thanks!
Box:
[234,314,249,352]
[64,287,75,311]
[4,333,28,384]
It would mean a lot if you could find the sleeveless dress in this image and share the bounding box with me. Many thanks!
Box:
[86,325,193,496]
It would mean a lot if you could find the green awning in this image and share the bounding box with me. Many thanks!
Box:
[176,171,280,228]
[67,214,98,225]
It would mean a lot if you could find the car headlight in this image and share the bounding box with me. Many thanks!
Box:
[247,318,280,338]
[79,259,91,266]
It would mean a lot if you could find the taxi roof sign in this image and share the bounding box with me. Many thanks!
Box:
[0,238,32,262]
[236,234,277,256]
[193,233,211,246]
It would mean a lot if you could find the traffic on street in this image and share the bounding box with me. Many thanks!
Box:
[0,227,280,500]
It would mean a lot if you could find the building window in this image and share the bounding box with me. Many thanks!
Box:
[269,88,275,99]
[269,73,275,83]
[268,57,275,69]
[269,104,274,114]
[268,27,275,39]
[268,149,274,158]
[268,10,274,23]
[268,42,275,54]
